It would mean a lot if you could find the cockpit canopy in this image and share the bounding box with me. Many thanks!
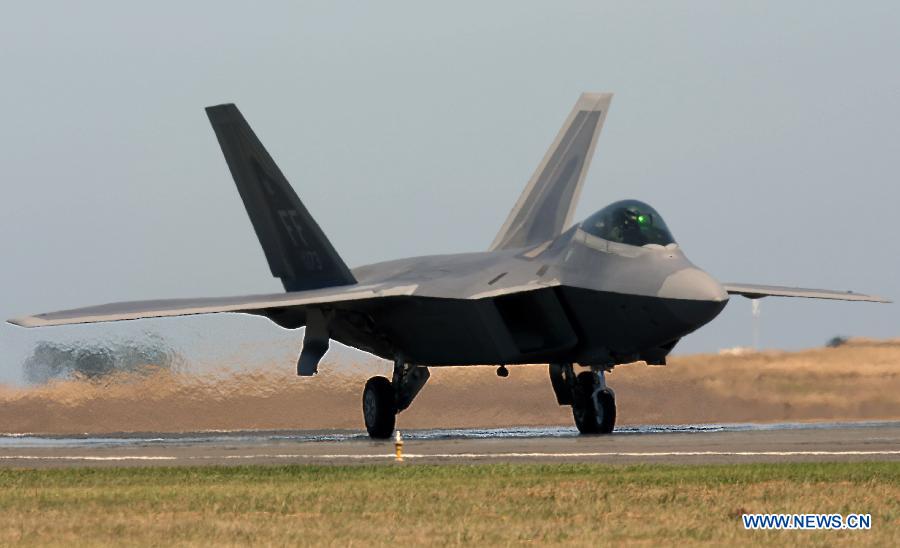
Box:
[580,200,676,247]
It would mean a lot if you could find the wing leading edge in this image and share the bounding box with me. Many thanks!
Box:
[11,282,887,328]
[8,284,417,328]
[723,283,890,303]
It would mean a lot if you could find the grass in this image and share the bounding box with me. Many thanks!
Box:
[0,462,898,546]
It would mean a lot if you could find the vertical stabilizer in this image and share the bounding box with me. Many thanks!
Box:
[490,93,612,250]
[206,104,356,292]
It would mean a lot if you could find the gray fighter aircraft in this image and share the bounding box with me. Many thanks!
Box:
[10,93,889,438]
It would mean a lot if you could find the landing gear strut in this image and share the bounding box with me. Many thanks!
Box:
[549,363,616,434]
[362,357,430,439]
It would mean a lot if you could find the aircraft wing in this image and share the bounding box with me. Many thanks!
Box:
[723,283,890,303]
[8,283,417,328]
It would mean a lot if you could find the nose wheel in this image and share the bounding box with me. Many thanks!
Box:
[551,364,616,434]
[572,370,616,434]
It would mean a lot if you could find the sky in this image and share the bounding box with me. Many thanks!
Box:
[0,2,897,383]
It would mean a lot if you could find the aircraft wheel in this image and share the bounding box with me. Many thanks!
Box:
[595,389,616,434]
[363,376,396,439]
[572,372,600,434]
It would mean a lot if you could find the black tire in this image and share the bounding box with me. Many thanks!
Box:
[363,376,396,439]
[572,371,599,434]
[595,389,616,434]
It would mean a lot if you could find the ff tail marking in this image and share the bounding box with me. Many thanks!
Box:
[206,104,356,292]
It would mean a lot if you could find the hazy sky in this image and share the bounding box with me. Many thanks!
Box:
[1,2,897,383]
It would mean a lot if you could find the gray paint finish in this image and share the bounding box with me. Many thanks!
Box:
[490,93,610,251]
[722,283,889,302]
[8,93,889,370]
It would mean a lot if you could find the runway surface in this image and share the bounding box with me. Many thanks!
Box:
[1,421,898,467]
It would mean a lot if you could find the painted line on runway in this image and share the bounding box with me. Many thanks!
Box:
[2,450,900,462]
[401,450,900,458]
[0,455,177,461]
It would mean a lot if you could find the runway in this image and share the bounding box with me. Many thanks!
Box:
[1,421,898,467]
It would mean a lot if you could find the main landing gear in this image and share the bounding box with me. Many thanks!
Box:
[363,358,430,439]
[549,363,616,434]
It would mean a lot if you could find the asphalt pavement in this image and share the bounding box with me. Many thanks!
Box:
[1,421,898,468]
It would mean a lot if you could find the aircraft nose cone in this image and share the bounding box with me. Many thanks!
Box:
[658,268,729,328]
[659,268,729,302]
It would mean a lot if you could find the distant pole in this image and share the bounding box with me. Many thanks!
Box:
[751,299,761,350]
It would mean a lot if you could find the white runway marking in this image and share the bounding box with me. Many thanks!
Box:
[400,450,900,459]
[0,456,177,461]
[2,450,900,462]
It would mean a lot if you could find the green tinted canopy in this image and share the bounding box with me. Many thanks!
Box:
[581,200,676,247]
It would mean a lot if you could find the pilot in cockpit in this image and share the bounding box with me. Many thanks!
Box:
[582,200,676,247]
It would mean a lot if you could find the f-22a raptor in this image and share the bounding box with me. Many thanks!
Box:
[11,93,889,438]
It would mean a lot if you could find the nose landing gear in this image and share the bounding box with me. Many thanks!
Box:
[549,363,616,434]
[572,370,616,434]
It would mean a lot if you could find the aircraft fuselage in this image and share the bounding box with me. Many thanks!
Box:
[330,225,728,367]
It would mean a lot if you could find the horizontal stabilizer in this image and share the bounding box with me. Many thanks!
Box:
[723,283,890,303]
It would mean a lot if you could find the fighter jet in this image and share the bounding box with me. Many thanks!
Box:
[10,93,889,438]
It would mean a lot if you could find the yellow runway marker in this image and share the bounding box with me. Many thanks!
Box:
[394,431,404,462]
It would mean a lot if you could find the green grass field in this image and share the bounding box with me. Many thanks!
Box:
[1,462,897,546]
